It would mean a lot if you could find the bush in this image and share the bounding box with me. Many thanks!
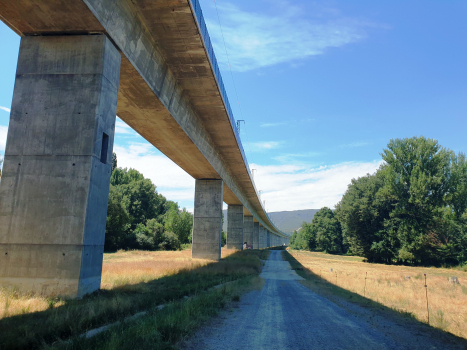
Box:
[159,231,181,251]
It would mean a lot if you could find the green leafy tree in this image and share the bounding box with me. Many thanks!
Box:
[379,136,452,264]
[335,169,394,262]
[290,227,308,250]
[304,207,343,254]
[112,152,117,172]
[110,167,167,231]
[105,186,131,251]
[164,203,193,244]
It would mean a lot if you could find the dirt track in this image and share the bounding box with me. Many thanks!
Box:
[182,250,467,350]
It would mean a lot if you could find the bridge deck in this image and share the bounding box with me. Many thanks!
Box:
[0,0,287,236]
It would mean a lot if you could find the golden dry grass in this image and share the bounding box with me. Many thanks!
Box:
[100,248,238,290]
[1,248,266,350]
[0,248,239,320]
[287,249,467,339]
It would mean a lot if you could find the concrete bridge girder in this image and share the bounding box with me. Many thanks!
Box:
[0,0,290,296]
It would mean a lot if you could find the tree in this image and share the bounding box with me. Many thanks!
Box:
[379,136,452,264]
[164,203,193,244]
[110,167,167,231]
[112,152,117,172]
[305,207,343,254]
[289,227,308,250]
[105,185,131,251]
[335,169,394,262]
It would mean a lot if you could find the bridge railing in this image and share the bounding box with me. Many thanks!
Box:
[190,0,288,238]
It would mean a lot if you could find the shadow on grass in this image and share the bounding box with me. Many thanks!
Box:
[0,249,270,350]
[282,250,467,346]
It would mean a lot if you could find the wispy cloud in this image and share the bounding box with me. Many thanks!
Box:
[0,106,11,113]
[273,152,322,163]
[115,117,135,135]
[339,141,371,148]
[261,122,286,128]
[206,1,373,71]
[250,141,281,152]
[113,143,195,207]
[0,125,7,151]
[252,160,383,212]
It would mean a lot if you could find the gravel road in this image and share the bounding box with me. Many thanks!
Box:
[182,250,467,350]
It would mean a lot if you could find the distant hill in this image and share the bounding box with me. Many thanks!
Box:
[222,209,319,235]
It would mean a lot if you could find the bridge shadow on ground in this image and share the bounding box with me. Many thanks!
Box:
[282,250,467,347]
[0,249,269,350]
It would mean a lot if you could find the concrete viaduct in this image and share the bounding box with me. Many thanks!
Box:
[0,0,290,298]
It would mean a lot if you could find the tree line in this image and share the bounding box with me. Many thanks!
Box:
[105,153,193,251]
[289,136,467,266]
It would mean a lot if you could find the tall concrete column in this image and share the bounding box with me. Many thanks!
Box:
[243,216,254,247]
[253,222,260,249]
[267,231,271,247]
[226,205,243,250]
[0,35,121,298]
[260,226,267,248]
[192,179,223,260]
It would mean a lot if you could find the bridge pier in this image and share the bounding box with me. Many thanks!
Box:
[192,179,224,260]
[267,231,271,248]
[0,35,121,298]
[226,205,244,250]
[253,222,259,249]
[243,216,254,248]
[259,226,265,248]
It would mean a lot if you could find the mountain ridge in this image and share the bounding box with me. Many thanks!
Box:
[222,208,319,235]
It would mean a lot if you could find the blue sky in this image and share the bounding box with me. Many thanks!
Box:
[0,0,466,212]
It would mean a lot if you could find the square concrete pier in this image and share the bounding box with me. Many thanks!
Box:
[0,35,121,298]
[226,205,244,250]
[192,179,224,260]
[253,222,260,249]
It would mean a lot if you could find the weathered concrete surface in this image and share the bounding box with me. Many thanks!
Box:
[267,231,271,248]
[253,222,259,249]
[192,179,223,260]
[0,35,120,297]
[259,226,266,249]
[243,216,254,247]
[0,0,288,239]
[226,205,243,250]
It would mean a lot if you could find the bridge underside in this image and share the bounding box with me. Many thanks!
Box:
[0,0,254,209]
[0,0,289,297]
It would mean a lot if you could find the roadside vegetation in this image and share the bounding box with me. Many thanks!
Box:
[283,249,467,339]
[0,248,269,350]
[290,136,467,267]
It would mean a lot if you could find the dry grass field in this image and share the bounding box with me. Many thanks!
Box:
[0,248,240,320]
[0,248,268,350]
[286,249,467,339]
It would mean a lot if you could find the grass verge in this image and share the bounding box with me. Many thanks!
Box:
[0,249,268,350]
[44,276,264,350]
[283,249,467,340]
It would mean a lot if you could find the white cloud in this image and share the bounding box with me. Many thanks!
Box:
[273,152,322,163]
[0,125,7,151]
[340,141,371,148]
[261,122,286,128]
[113,142,195,205]
[252,160,383,212]
[250,141,281,152]
[206,1,371,71]
[115,117,135,135]
[0,106,10,113]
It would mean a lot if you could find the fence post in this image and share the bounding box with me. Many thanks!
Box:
[364,272,368,297]
[424,273,429,324]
